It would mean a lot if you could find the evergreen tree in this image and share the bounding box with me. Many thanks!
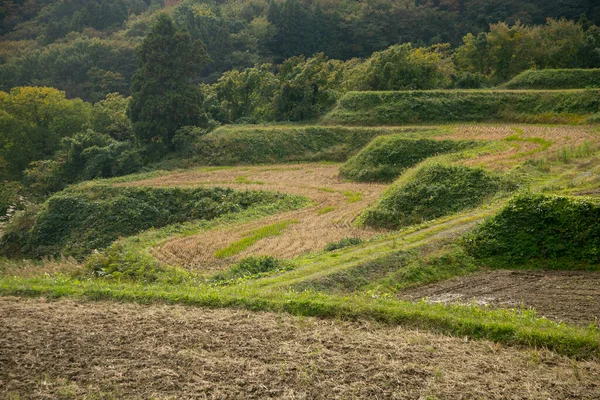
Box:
[128,13,209,158]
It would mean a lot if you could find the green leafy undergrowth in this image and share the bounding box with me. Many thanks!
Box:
[84,242,192,284]
[463,193,600,268]
[211,256,294,284]
[340,135,475,182]
[361,163,516,229]
[373,246,480,293]
[294,251,412,293]
[324,237,363,251]
[0,185,292,259]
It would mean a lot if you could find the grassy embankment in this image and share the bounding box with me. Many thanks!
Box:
[501,69,600,90]
[323,90,600,125]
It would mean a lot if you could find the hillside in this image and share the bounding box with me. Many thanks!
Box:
[2,3,600,398]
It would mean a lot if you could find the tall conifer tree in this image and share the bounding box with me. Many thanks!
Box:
[128,14,209,158]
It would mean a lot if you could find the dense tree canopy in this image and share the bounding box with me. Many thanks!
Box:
[0,86,92,181]
[1,0,600,101]
[128,13,209,158]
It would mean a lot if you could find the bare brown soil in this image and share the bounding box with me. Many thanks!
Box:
[400,270,600,325]
[2,297,600,399]
[119,164,387,273]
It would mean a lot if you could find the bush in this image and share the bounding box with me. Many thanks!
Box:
[463,193,600,267]
[25,130,143,196]
[360,164,515,229]
[0,204,39,258]
[340,136,475,182]
[212,256,292,282]
[189,125,426,165]
[0,185,290,259]
[454,72,487,89]
[84,242,190,284]
[324,237,363,251]
[323,90,600,125]
[502,69,600,89]
[343,43,454,91]
[0,181,22,219]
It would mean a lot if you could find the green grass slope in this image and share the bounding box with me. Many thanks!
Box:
[323,90,600,125]
[360,163,515,229]
[502,69,600,89]
[464,193,600,268]
[187,125,428,165]
[340,135,475,182]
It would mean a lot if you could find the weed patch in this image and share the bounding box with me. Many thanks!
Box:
[343,191,362,203]
[316,206,336,215]
[212,256,294,284]
[324,237,364,252]
[374,247,480,293]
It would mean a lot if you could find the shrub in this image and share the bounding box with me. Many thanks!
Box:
[463,193,600,267]
[0,181,22,219]
[212,256,292,282]
[360,164,515,229]
[343,43,454,91]
[340,136,475,182]
[0,204,39,258]
[502,69,600,89]
[24,130,143,196]
[323,90,600,126]
[324,237,363,251]
[84,242,190,284]
[0,185,289,259]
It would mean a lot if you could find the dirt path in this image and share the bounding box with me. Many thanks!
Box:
[120,164,387,273]
[2,297,600,399]
[400,270,600,325]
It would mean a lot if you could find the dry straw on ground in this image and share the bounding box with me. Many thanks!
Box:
[2,297,600,399]
[121,164,387,273]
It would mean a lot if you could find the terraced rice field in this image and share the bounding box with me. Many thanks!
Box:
[120,164,387,273]
[434,124,599,170]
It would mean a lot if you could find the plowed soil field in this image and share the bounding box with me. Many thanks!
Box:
[400,270,600,325]
[2,297,600,399]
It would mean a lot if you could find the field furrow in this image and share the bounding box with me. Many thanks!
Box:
[120,164,387,272]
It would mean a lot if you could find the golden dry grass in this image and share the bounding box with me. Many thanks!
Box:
[119,164,387,273]
[435,124,599,170]
[2,297,599,399]
[0,257,81,278]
